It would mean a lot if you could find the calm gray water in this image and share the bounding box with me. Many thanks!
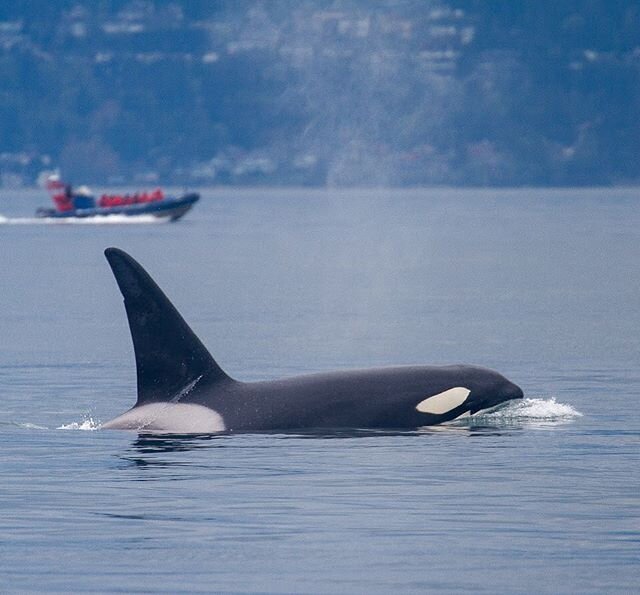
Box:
[0,187,638,593]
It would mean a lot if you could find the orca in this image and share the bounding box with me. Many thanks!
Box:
[101,248,524,434]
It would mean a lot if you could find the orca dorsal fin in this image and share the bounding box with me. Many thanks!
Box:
[104,247,230,406]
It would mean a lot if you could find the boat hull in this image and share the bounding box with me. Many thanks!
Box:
[35,193,199,222]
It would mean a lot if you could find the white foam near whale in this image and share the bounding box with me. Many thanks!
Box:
[57,417,101,430]
[458,396,582,427]
[481,396,580,419]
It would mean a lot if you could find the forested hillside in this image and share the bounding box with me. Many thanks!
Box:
[1,1,638,186]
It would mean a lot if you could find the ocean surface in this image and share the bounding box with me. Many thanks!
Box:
[0,187,638,593]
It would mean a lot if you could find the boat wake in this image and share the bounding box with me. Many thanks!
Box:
[0,214,163,225]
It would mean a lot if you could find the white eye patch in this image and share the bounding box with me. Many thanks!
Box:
[416,387,471,415]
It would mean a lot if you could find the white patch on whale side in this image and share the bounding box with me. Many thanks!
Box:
[416,387,471,415]
[102,403,226,434]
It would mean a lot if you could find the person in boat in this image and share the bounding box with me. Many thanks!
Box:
[72,185,96,210]
[52,184,74,212]
[92,188,167,210]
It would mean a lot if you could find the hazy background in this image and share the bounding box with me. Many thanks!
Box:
[1,0,639,188]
